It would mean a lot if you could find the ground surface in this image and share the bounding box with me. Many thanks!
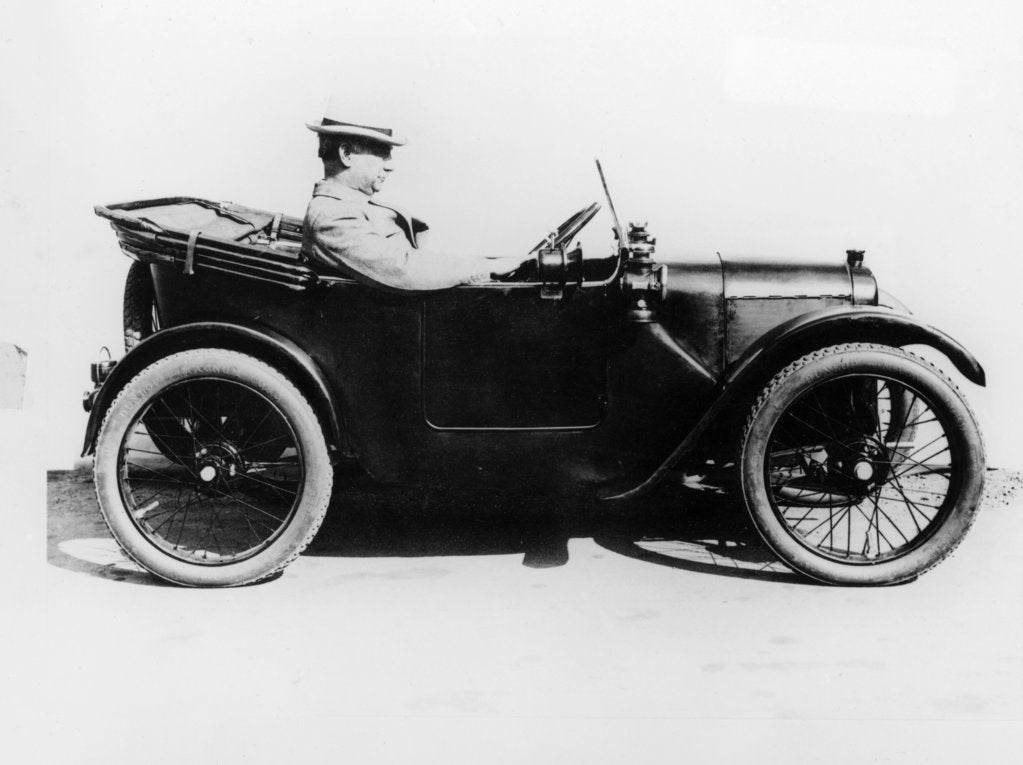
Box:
[42,465,1023,763]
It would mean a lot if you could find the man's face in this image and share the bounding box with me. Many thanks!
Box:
[340,141,394,195]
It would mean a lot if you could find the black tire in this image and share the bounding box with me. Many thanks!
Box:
[93,348,333,586]
[123,260,158,352]
[740,343,984,586]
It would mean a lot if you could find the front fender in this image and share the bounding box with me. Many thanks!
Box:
[81,322,349,457]
[605,305,984,500]
[724,305,985,387]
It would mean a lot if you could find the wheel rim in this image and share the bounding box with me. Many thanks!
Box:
[117,377,305,565]
[764,373,959,564]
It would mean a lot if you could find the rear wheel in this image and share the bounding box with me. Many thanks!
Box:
[93,348,333,586]
[740,343,984,585]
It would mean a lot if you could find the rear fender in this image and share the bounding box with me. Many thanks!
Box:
[81,322,349,457]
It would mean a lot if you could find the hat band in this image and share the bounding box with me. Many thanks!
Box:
[320,118,393,137]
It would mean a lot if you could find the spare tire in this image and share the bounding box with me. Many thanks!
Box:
[123,260,159,352]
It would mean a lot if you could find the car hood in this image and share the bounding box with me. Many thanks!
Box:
[719,254,859,301]
[656,253,878,376]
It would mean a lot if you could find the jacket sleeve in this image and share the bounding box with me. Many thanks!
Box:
[306,203,491,291]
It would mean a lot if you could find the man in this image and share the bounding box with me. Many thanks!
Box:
[302,104,530,290]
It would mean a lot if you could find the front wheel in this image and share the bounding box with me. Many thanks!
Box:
[93,349,334,586]
[740,343,984,586]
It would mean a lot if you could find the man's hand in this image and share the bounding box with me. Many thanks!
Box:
[486,255,535,278]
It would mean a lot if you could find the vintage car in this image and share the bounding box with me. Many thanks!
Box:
[83,164,986,587]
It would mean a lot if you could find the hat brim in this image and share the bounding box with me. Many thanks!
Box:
[305,122,406,146]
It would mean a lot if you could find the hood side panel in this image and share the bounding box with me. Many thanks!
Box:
[721,256,853,365]
[726,296,850,364]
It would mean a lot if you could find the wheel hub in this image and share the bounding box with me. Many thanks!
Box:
[852,460,874,481]
[776,440,892,506]
[194,441,244,491]
[829,439,889,490]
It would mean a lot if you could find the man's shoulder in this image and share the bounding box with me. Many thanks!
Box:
[304,193,370,227]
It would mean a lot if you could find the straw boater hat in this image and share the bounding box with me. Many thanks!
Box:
[306,95,407,146]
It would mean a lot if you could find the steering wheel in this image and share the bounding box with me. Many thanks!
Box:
[528,202,601,254]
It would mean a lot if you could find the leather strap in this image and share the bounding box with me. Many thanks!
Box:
[185,230,199,275]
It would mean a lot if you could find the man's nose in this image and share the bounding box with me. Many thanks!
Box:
[383,159,395,172]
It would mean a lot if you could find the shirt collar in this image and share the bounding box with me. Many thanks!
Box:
[311,179,373,203]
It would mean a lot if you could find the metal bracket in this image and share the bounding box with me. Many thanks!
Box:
[538,245,566,300]
[184,230,199,275]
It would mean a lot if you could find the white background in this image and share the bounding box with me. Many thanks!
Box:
[1,0,1020,469]
[2,1,1022,758]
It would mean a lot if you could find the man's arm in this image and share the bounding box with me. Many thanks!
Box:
[306,203,499,290]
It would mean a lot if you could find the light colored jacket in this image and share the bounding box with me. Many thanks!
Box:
[301,180,491,290]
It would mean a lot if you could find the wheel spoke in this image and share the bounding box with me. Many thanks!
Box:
[903,413,938,429]
[798,504,852,538]
[173,492,197,549]
[786,411,850,452]
[221,384,252,431]
[126,446,178,458]
[807,389,845,441]
[237,407,275,450]
[854,500,896,553]
[204,486,288,525]
[123,475,194,487]
[887,388,917,444]
[233,470,299,500]
[878,487,936,524]
[133,426,193,441]
[890,445,951,481]
[125,458,198,483]
[866,488,911,546]
[783,506,820,527]
[237,433,294,454]
[126,482,179,510]
[776,483,819,506]
[879,486,946,503]
[822,506,842,553]
[184,386,230,443]
[869,381,892,447]
[887,430,948,466]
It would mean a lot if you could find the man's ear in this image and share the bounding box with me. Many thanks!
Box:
[336,142,353,168]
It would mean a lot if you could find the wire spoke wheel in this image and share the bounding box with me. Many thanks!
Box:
[119,378,303,565]
[741,344,984,585]
[767,375,951,563]
[94,349,333,586]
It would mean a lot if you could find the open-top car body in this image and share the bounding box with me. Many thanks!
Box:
[83,165,986,587]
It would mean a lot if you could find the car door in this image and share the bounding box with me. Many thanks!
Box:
[421,282,618,430]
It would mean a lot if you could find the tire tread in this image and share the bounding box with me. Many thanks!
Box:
[123,260,156,352]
